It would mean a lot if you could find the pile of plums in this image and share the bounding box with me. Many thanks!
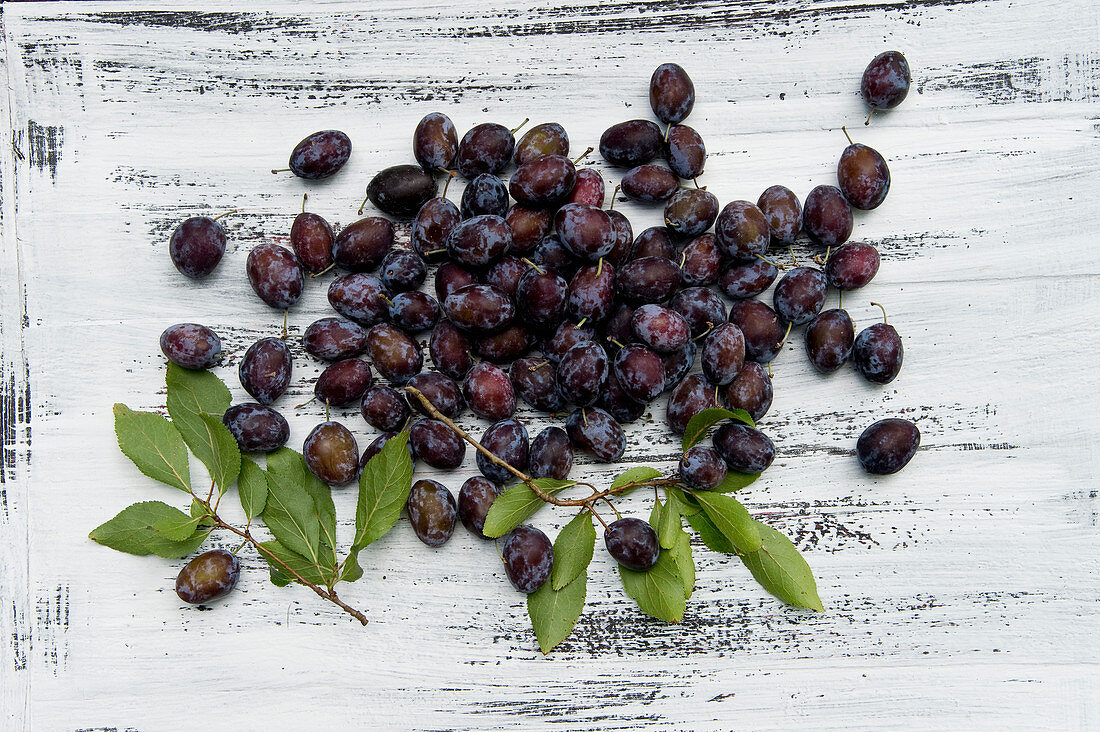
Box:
[162,52,918,603]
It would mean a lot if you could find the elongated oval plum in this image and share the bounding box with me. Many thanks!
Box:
[476,419,529,485]
[160,323,221,370]
[725,361,773,422]
[854,319,903,384]
[175,549,239,604]
[328,273,388,326]
[314,358,373,406]
[757,185,802,245]
[713,422,775,474]
[666,124,706,180]
[666,373,722,435]
[528,426,573,480]
[360,384,410,432]
[719,258,779,301]
[412,198,460,263]
[805,309,855,373]
[367,165,437,218]
[287,130,351,179]
[461,173,509,219]
[516,268,568,330]
[702,322,746,386]
[429,319,475,381]
[406,479,457,546]
[650,63,695,124]
[665,190,719,240]
[405,371,464,419]
[621,164,679,203]
[567,262,617,325]
[613,344,665,403]
[510,155,576,208]
[773,266,828,325]
[413,112,458,170]
[514,122,569,165]
[409,418,465,469]
[446,215,512,267]
[565,407,625,462]
[728,300,786,363]
[803,185,853,248]
[291,210,334,274]
[826,242,880,290]
[857,418,919,474]
[387,291,440,334]
[443,284,515,334]
[715,201,770,262]
[463,362,515,420]
[569,168,605,207]
[367,323,422,385]
[600,120,663,168]
[170,216,225,279]
[474,324,531,363]
[239,337,292,405]
[457,123,515,179]
[505,205,552,254]
[510,358,565,413]
[557,342,609,406]
[333,217,394,272]
[631,304,691,353]
[679,445,727,491]
[303,421,359,486]
[838,143,890,210]
[379,249,427,293]
[616,256,680,304]
[670,287,726,336]
[503,525,553,593]
[303,317,369,361]
[554,203,614,262]
[604,517,660,571]
[222,403,290,453]
[862,51,911,113]
[458,476,503,540]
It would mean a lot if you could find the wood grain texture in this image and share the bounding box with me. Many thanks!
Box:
[2,0,1099,729]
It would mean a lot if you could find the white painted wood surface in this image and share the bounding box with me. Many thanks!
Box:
[2,1,1099,728]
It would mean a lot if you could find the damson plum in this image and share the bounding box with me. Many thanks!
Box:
[661,340,697,391]
[621,165,679,203]
[379,249,427,293]
[679,234,722,286]
[533,234,581,280]
[412,198,460,263]
[650,63,695,123]
[457,123,515,179]
[605,210,634,267]
[161,323,221,370]
[367,323,422,384]
[511,358,565,413]
[679,446,727,491]
[248,262,303,338]
[542,321,596,364]
[604,518,659,571]
[757,185,802,245]
[387,291,440,333]
[826,242,880,290]
[603,303,636,350]
[505,205,552,254]
[631,227,676,261]
[360,384,410,432]
[569,168,606,207]
[477,419,529,485]
[169,216,225,279]
[838,142,890,210]
[430,319,475,381]
[671,287,726,336]
[359,431,415,467]
[239,337,292,405]
[565,407,626,463]
[715,201,770,262]
[666,125,706,180]
[616,256,680,304]
[510,155,577,208]
[666,190,719,240]
[475,324,532,363]
[303,421,359,486]
[461,173,509,219]
[862,51,911,115]
[367,165,438,218]
[529,426,573,480]
[458,476,504,540]
[406,479,458,547]
[805,309,854,373]
[725,361,773,422]
[597,371,647,423]
[632,304,690,353]
[857,418,919,474]
[719,258,779,300]
[328,273,388,326]
[600,120,664,168]
[702,323,746,386]
[853,308,903,384]
[333,217,395,272]
[667,373,722,435]
[516,268,568,330]
[803,185,853,248]
[303,317,369,361]
[405,371,464,418]
[773,266,827,325]
[314,359,373,406]
[443,284,515,334]
[413,112,458,170]
[555,204,614,262]
[222,403,289,453]
[287,130,351,179]
[175,549,239,604]
[567,262,617,325]
[463,362,515,420]
[514,122,569,165]
[729,300,786,363]
[713,422,775,474]
[557,342,609,406]
[434,262,479,302]
[503,525,553,593]
[485,256,527,299]
[612,344,664,404]
[409,419,465,469]
[446,215,512,267]
[291,209,334,274]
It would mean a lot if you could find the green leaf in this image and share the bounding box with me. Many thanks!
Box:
[610,466,662,493]
[550,511,595,590]
[666,486,701,517]
[619,549,687,623]
[692,491,762,554]
[301,469,336,550]
[681,407,755,451]
[189,499,207,519]
[352,431,414,550]
[712,471,760,493]
[237,457,267,520]
[165,365,239,491]
[741,521,824,612]
[685,511,738,553]
[257,540,336,588]
[89,501,209,558]
[339,552,364,583]
[262,448,322,568]
[527,572,587,654]
[656,497,681,550]
[482,479,576,539]
[670,530,694,599]
[152,513,206,542]
[113,404,191,492]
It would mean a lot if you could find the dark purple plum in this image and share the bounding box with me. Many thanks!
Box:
[287,130,351,180]
[333,217,394,272]
[805,309,855,373]
[854,309,903,384]
[367,323,422,385]
[328,273,388,326]
[557,342,609,406]
[477,419,529,485]
[360,384,410,432]
[803,185,853,248]
[826,242,880,290]
[475,325,532,363]
[484,256,527,300]
[719,258,779,300]
[413,112,458,170]
[379,249,427,293]
[222,403,289,453]
[412,197,460,263]
[603,303,636,350]
[670,287,726,336]
[367,164,438,218]
[458,476,504,540]
[514,122,569,165]
[303,317,369,361]
[463,362,515,420]
[509,155,576,208]
[605,209,634,267]
[757,185,802,245]
[175,549,239,604]
[861,51,911,115]
[728,300,786,363]
[666,373,722,435]
[631,304,690,353]
[715,201,770,262]
[314,358,373,407]
[239,337,292,405]
[702,323,746,386]
[516,268,568,330]
[542,321,596,364]
[387,291,440,333]
[725,361,773,422]
[679,233,722,286]
[838,143,890,210]
[429,319,474,381]
[532,234,582,280]
[565,407,626,463]
[650,63,695,124]
[661,340,697,392]
[621,164,679,203]
[713,422,774,474]
[169,216,225,279]
[679,446,727,491]
[360,431,415,467]
[666,124,706,180]
[160,323,221,370]
[511,357,566,413]
[434,262,479,302]
[303,421,359,486]
[405,372,464,418]
[446,214,512,268]
[599,119,663,168]
[554,203,614,262]
[567,262,617,325]
[503,525,553,593]
[528,426,573,480]
[443,284,515,334]
[604,518,659,571]
[597,371,647,423]
[461,173,510,218]
[666,190,719,240]
[409,419,465,469]
[631,226,676,261]
[457,123,515,179]
[616,256,680,304]
[505,205,552,254]
[612,344,665,404]
[857,418,919,474]
[291,210,334,275]
[406,479,457,547]
[773,266,827,325]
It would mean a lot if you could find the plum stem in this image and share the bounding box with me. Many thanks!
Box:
[871,301,887,324]
[301,193,308,213]
[609,184,621,211]
[510,117,530,135]
[842,126,854,145]
[865,107,875,126]
[357,194,369,216]
[521,257,545,274]
[571,146,594,165]
[439,168,458,200]
[310,262,336,279]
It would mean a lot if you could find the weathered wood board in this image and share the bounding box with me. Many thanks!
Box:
[2,1,1099,729]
